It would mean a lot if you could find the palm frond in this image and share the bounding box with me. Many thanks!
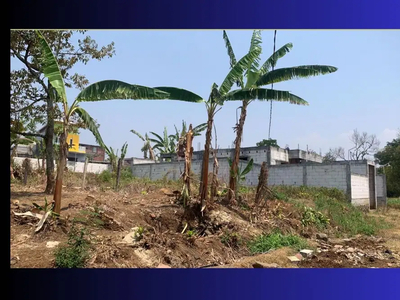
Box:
[120,142,128,160]
[222,30,237,69]
[256,65,338,87]
[76,80,170,102]
[219,47,262,95]
[221,88,309,105]
[72,107,108,151]
[193,123,208,136]
[247,30,263,73]
[153,87,203,103]
[149,131,164,144]
[259,43,293,75]
[35,30,67,103]
[130,129,145,141]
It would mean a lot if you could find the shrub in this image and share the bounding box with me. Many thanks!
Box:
[301,206,330,228]
[97,170,113,183]
[54,225,91,268]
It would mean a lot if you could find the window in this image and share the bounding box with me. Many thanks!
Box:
[92,147,97,153]
[69,139,73,148]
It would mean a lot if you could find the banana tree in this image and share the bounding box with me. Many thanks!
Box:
[149,127,176,155]
[174,121,207,159]
[130,130,155,160]
[36,30,203,214]
[115,142,128,190]
[155,48,264,210]
[222,30,338,200]
[173,120,207,141]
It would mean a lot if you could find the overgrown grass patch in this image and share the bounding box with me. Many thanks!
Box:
[270,185,346,202]
[388,198,400,210]
[314,196,390,236]
[247,231,308,254]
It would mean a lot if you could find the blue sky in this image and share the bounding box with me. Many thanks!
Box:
[12,30,400,158]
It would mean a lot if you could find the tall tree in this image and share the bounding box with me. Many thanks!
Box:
[222,30,338,200]
[375,131,400,197]
[36,31,203,214]
[10,30,115,194]
[349,129,380,160]
[154,43,310,211]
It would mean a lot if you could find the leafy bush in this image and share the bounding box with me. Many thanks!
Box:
[54,225,91,268]
[97,170,113,183]
[301,206,330,228]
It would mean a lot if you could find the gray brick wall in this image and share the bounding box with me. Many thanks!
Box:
[131,159,382,208]
[376,174,387,207]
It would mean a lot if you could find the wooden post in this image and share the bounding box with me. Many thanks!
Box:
[115,158,122,190]
[82,156,89,189]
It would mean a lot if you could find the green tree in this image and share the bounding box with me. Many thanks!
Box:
[256,139,279,148]
[36,31,202,214]
[155,39,311,210]
[375,131,400,197]
[222,30,338,200]
[10,30,115,194]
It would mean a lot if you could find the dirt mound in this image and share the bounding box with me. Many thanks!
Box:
[9,184,400,269]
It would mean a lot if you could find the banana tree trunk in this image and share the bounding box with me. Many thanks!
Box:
[182,125,194,207]
[44,96,55,194]
[53,130,68,215]
[149,147,155,161]
[228,100,249,201]
[199,112,214,208]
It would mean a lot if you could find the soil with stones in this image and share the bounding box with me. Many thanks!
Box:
[10,183,400,269]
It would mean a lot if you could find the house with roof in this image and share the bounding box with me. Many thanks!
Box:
[36,122,105,162]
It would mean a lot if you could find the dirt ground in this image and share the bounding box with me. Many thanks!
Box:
[9,182,400,269]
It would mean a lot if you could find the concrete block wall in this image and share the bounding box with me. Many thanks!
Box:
[131,158,233,183]
[349,162,368,176]
[376,174,387,208]
[350,174,370,206]
[129,159,384,209]
[305,164,348,190]
[267,164,304,186]
[269,147,289,164]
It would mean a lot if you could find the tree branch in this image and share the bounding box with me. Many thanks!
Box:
[11,49,49,94]
[10,130,45,138]
[11,98,47,113]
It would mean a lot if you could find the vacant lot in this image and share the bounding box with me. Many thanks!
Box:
[10,172,400,268]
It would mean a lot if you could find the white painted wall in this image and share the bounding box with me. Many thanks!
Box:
[13,157,110,174]
[270,147,289,164]
[350,174,370,206]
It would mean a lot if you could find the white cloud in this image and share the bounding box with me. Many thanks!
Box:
[378,128,398,145]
